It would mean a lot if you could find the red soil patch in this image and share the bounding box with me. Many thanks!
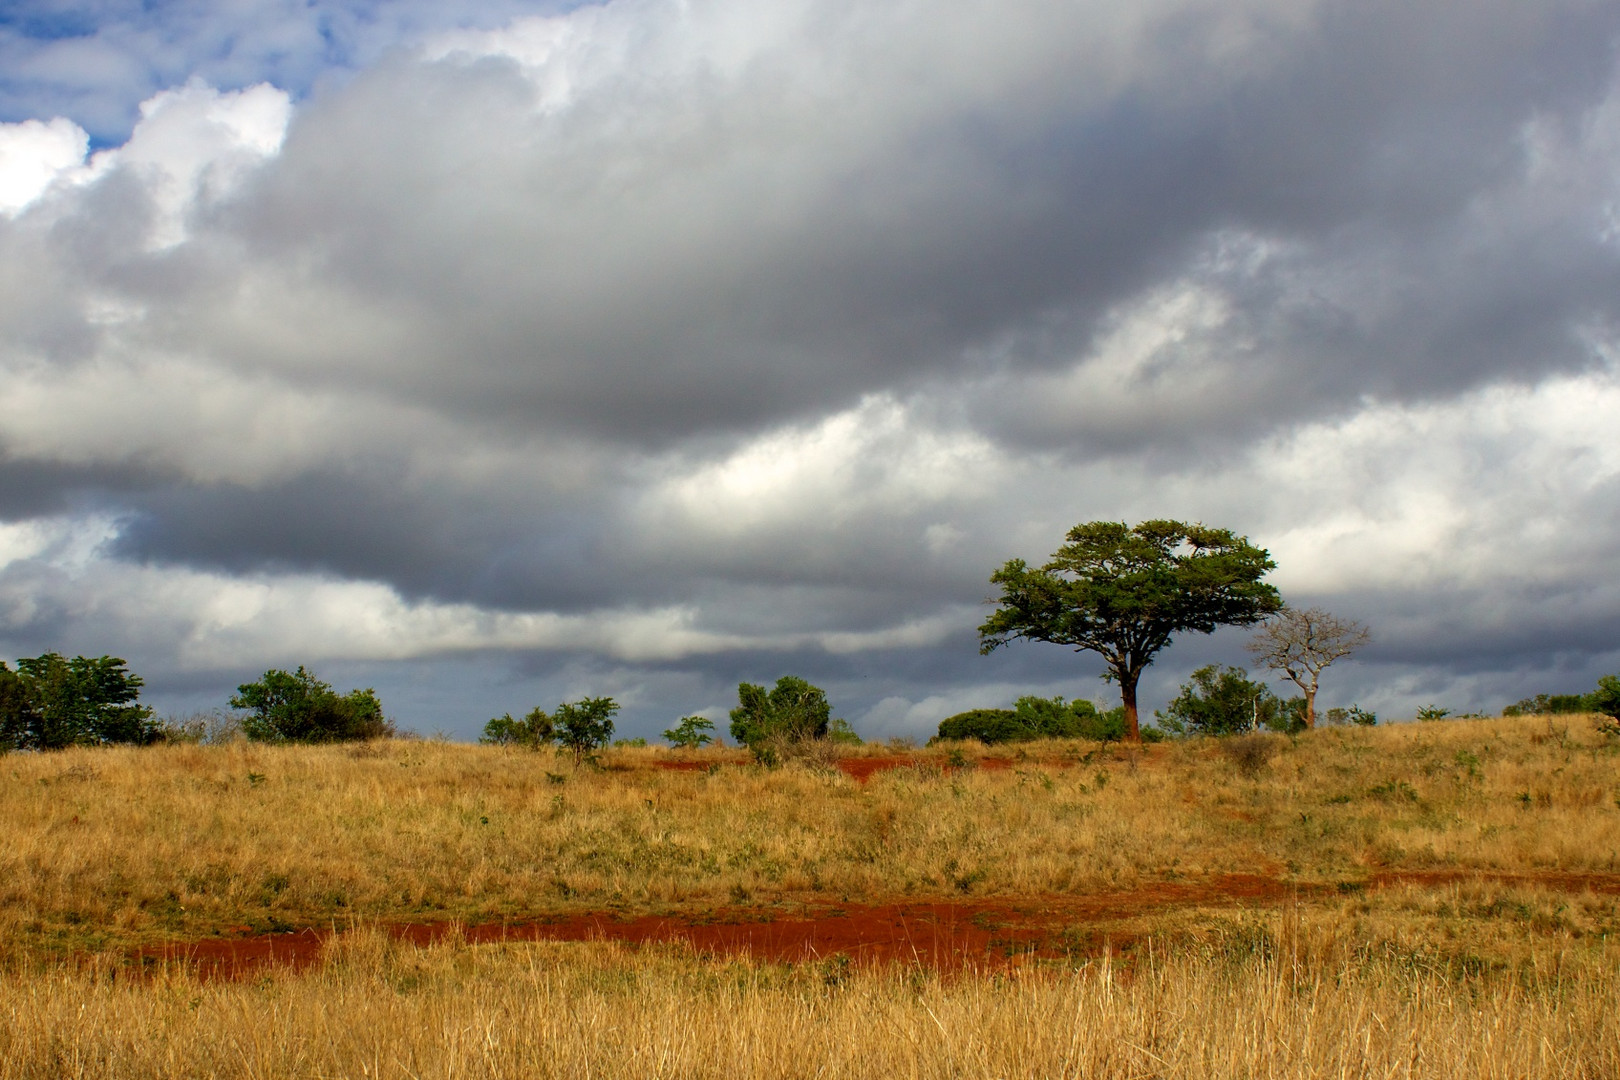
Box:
[135,868,1620,981]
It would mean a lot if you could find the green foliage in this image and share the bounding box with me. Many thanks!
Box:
[979,520,1281,739]
[826,717,863,745]
[729,676,832,751]
[1157,665,1301,737]
[229,667,391,744]
[663,715,716,749]
[935,697,1124,744]
[553,697,618,762]
[0,654,156,750]
[1593,676,1620,721]
[1416,705,1452,722]
[934,708,1021,744]
[0,663,37,751]
[1503,692,1597,718]
[612,737,648,748]
[481,706,554,748]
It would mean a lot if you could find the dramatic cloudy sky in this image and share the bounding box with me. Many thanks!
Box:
[3,0,1620,739]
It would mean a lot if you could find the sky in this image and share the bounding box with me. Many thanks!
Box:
[2,0,1620,741]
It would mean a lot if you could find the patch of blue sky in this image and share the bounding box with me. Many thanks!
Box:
[0,0,593,143]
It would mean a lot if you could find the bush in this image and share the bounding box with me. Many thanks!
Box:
[230,667,392,743]
[481,707,554,748]
[0,654,157,750]
[730,676,833,758]
[1157,665,1300,737]
[935,708,1022,743]
[935,696,1122,745]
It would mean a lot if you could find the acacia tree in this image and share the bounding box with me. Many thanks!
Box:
[1246,607,1370,728]
[978,520,1282,740]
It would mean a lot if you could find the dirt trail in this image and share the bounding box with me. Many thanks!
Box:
[131,868,1620,980]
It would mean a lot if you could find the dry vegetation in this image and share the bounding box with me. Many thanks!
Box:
[3,924,1617,1078]
[3,714,1617,953]
[2,714,1618,1076]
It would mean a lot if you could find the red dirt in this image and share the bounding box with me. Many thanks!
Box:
[130,868,1620,981]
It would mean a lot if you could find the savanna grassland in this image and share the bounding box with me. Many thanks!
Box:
[2,714,1619,1077]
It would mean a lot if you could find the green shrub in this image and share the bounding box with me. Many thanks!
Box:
[934,696,1123,744]
[230,667,392,744]
[1156,665,1300,737]
[481,707,554,748]
[935,708,1023,743]
[729,676,832,755]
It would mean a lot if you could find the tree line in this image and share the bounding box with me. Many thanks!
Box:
[6,518,1619,753]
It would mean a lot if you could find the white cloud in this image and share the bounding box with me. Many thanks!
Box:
[97,79,292,248]
[0,117,89,215]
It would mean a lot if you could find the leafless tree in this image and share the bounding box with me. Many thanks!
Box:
[1246,607,1370,728]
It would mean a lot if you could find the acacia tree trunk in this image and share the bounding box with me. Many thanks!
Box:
[1118,668,1142,741]
[1303,684,1317,728]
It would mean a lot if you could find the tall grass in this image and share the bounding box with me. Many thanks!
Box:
[1,918,1614,1079]
[1,715,1617,955]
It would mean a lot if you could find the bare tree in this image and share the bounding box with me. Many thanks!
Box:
[1246,608,1370,728]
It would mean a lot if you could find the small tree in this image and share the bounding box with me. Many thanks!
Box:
[553,697,618,763]
[1246,607,1370,728]
[979,520,1281,740]
[230,667,392,743]
[481,707,554,748]
[663,715,715,749]
[729,676,833,751]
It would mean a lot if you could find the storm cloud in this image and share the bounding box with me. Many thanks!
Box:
[1,0,1619,737]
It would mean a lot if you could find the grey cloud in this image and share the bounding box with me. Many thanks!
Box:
[2,0,1620,734]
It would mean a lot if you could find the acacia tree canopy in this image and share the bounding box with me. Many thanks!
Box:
[978,520,1282,740]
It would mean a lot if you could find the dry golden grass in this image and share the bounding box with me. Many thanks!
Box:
[3,716,1619,1076]
[2,714,1618,956]
[1,917,1615,1079]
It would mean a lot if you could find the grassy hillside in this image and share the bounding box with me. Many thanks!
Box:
[1,715,1618,1077]
[1,714,1617,955]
